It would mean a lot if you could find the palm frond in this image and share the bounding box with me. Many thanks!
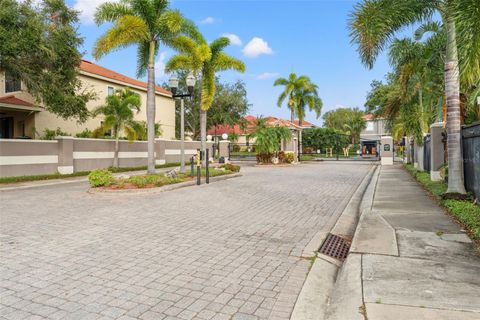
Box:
[210,37,230,57]
[94,2,132,24]
[349,0,436,68]
[214,53,245,73]
[453,0,480,86]
[156,10,184,39]
[93,15,148,59]
[165,54,192,72]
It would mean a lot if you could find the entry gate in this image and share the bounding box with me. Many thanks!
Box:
[298,133,380,161]
[228,143,257,161]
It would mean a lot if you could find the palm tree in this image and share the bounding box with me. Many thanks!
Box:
[350,0,480,195]
[93,0,193,173]
[274,73,319,123]
[293,84,323,126]
[166,35,245,164]
[93,88,141,167]
[344,111,367,144]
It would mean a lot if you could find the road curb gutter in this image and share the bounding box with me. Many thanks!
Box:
[290,165,379,320]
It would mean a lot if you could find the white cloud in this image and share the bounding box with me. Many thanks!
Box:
[222,33,242,46]
[155,52,168,80]
[242,37,274,58]
[199,17,216,25]
[73,0,119,24]
[257,72,279,80]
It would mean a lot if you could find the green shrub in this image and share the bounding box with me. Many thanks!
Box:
[88,169,114,187]
[127,174,181,188]
[404,164,479,240]
[443,199,480,239]
[76,128,94,138]
[42,128,70,140]
[221,163,240,172]
[232,144,241,152]
[284,151,295,163]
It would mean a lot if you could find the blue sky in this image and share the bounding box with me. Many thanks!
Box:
[67,0,394,126]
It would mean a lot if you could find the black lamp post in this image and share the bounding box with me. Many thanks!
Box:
[168,73,196,173]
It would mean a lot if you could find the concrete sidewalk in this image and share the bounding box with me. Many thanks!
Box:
[326,165,480,320]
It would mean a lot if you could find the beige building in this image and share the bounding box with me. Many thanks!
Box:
[0,60,175,139]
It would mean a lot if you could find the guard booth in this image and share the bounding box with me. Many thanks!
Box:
[381,136,394,165]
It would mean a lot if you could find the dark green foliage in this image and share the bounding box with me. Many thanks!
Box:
[167,72,249,139]
[88,169,114,187]
[302,128,350,152]
[0,0,95,121]
[42,128,71,140]
[249,125,292,163]
[322,108,365,131]
[75,129,94,138]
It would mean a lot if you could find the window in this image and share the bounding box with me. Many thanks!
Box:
[366,121,374,131]
[107,86,114,96]
[5,73,21,93]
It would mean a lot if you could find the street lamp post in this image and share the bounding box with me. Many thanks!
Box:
[168,73,196,173]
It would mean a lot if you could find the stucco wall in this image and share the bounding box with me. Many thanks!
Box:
[0,138,211,177]
[0,71,175,140]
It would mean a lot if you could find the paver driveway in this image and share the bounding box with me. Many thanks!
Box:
[0,163,371,320]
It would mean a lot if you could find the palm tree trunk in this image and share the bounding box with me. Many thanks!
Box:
[146,41,156,174]
[200,109,207,166]
[290,109,295,123]
[114,134,120,168]
[444,18,466,195]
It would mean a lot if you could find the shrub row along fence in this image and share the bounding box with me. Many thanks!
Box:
[419,123,479,200]
[0,137,215,177]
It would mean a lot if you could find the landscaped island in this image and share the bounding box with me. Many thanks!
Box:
[88,164,240,190]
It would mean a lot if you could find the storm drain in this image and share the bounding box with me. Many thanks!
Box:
[318,233,351,261]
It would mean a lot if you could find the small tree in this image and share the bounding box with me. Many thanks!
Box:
[249,124,292,164]
[93,88,141,167]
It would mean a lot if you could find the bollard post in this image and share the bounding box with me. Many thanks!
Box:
[206,149,210,184]
[190,157,194,177]
[196,149,201,185]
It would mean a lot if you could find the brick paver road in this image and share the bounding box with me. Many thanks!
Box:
[1,163,371,320]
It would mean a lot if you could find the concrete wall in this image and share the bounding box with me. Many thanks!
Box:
[0,137,213,177]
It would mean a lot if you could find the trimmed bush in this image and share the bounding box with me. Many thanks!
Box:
[88,169,114,187]
[221,163,241,172]
[284,151,295,163]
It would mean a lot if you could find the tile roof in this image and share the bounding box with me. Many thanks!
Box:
[292,120,315,127]
[0,95,34,107]
[80,60,171,96]
[207,115,301,135]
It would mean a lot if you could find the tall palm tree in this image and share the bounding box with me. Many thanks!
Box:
[293,83,323,126]
[274,73,317,123]
[93,0,193,173]
[93,88,141,168]
[350,0,480,195]
[166,35,245,164]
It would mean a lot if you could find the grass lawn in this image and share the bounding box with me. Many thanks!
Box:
[0,163,181,184]
[404,164,480,241]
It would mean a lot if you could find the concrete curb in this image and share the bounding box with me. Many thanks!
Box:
[87,173,242,195]
[290,165,379,320]
[324,166,381,320]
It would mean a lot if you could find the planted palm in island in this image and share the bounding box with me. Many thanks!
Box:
[88,164,240,190]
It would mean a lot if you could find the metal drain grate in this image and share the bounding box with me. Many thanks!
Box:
[319,233,351,261]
